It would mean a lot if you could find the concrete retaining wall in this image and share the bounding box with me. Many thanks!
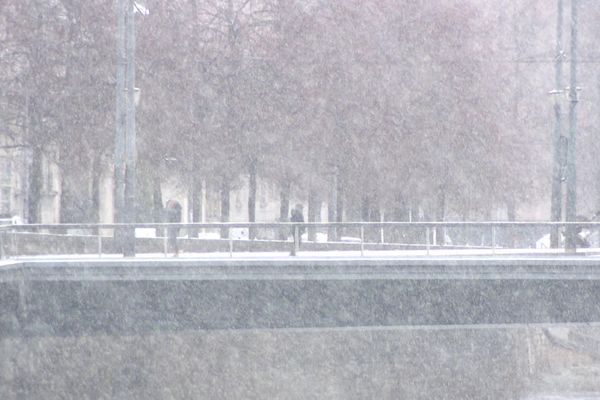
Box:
[0,327,529,400]
[2,258,600,399]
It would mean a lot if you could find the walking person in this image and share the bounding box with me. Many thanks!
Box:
[164,199,182,257]
[290,203,304,256]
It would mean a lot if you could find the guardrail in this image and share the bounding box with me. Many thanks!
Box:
[0,221,597,259]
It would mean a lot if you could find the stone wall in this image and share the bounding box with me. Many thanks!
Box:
[0,327,528,400]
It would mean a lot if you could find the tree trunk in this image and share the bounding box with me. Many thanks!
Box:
[308,187,318,242]
[220,178,230,239]
[248,159,257,239]
[328,168,337,242]
[461,210,469,246]
[279,181,290,240]
[360,195,369,222]
[361,194,381,242]
[371,203,381,244]
[189,176,201,238]
[408,201,421,244]
[27,147,42,224]
[91,154,101,224]
[335,173,344,239]
[360,194,370,242]
[88,154,101,235]
[152,176,163,237]
[391,193,407,243]
[507,199,517,247]
[436,188,446,246]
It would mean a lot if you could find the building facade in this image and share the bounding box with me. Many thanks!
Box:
[0,134,61,224]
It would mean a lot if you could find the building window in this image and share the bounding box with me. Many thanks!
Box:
[0,159,11,215]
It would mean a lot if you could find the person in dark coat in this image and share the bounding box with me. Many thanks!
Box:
[165,199,182,256]
[290,203,304,256]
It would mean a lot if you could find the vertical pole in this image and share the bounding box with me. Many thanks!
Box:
[114,0,126,250]
[124,0,137,257]
[229,234,233,257]
[426,226,431,255]
[551,0,564,248]
[98,234,102,258]
[565,0,578,252]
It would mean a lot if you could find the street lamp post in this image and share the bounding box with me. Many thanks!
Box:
[550,0,564,249]
[565,0,578,252]
[114,0,126,244]
[115,0,141,257]
[123,0,137,257]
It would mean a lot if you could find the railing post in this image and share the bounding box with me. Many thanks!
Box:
[426,226,431,255]
[294,226,299,255]
[98,234,102,258]
[360,226,365,256]
[229,234,234,258]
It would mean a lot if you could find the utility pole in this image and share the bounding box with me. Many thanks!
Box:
[565,0,578,252]
[550,0,564,248]
[124,0,137,256]
[114,0,126,249]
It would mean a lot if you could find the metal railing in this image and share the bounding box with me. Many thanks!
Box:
[0,221,597,259]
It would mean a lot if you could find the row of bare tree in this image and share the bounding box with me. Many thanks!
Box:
[3,0,599,225]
